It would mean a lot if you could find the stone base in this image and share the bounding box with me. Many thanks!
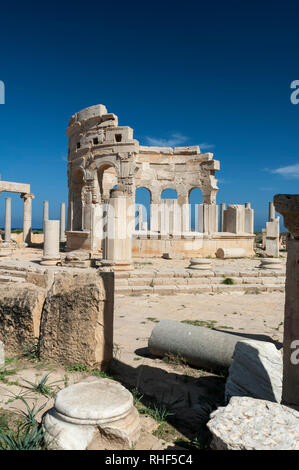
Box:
[40,257,61,266]
[97,259,133,272]
[43,377,140,450]
[187,258,212,270]
[259,258,283,270]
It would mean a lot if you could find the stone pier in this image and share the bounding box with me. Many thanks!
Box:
[274,194,299,409]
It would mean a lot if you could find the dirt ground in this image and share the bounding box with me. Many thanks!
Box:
[0,289,285,450]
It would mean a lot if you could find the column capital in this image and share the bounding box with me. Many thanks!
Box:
[274,194,299,238]
[21,192,35,200]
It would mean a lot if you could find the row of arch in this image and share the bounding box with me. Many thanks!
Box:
[135,187,203,231]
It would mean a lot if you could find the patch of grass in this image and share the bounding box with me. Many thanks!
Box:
[221,277,235,285]
[133,357,142,361]
[22,338,43,361]
[0,367,18,384]
[146,317,159,323]
[162,352,187,367]
[149,280,155,288]
[22,373,62,398]
[218,325,233,330]
[0,398,46,450]
[181,319,217,329]
[65,363,116,380]
[153,421,178,441]
[138,404,175,423]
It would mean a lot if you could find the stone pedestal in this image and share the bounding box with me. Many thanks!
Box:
[43,377,140,450]
[258,257,283,270]
[41,220,61,266]
[187,258,212,270]
[274,194,299,409]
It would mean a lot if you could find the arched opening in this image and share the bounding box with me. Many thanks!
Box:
[135,187,151,230]
[189,187,203,231]
[161,188,178,200]
[98,164,118,201]
[72,168,85,230]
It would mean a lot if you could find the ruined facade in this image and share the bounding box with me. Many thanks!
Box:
[66,105,254,257]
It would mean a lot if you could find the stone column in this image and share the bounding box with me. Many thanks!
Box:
[274,194,299,409]
[4,197,11,242]
[137,204,143,231]
[220,203,226,232]
[60,202,66,243]
[269,202,275,222]
[21,193,34,245]
[41,220,61,266]
[100,189,133,271]
[43,201,49,231]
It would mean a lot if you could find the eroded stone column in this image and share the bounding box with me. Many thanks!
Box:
[21,193,34,245]
[60,202,66,243]
[4,197,11,242]
[274,194,299,409]
[41,220,61,266]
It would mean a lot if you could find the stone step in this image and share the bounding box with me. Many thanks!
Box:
[0,269,27,279]
[115,283,285,296]
[0,275,26,284]
[115,276,285,287]
[115,269,285,280]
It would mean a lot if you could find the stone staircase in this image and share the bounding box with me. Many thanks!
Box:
[0,264,27,284]
[115,268,286,295]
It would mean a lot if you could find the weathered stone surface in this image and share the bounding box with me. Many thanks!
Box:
[187,258,212,270]
[0,341,4,368]
[43,377,140,450]
[207,396,299,450]
[39,271,114,368]
[0,283,46,352]
[225,340,282,403]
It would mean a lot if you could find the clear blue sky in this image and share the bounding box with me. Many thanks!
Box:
[0,0,298,230]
